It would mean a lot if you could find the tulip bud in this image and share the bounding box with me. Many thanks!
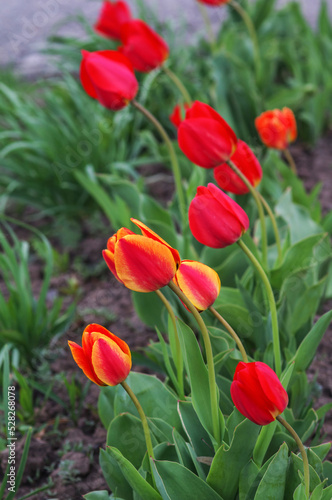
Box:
[255,107,297,150]
[103,218,181,293]
[178,101,237,168]
[80,50,138,111]
[119,20,169,72]
[68,324,131,386]
[214,140,263,195]
[94,1,131,40]
[231,361,288,425]
[189,183,249,248]
[169,103,190,128]
[174,260,221,311]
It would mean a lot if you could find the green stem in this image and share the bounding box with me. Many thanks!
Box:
[227,159,268,268]
[198,2,217,48]
[237,239,281,378]
[257,192,283,265]
[168,281,221,447]
[132,100,187,230]
[209,306,248,362]
[155,290,185,399]
[284,148,297,174]
[229,0,261,83]
[162,65,192,105]
[121,381,156,486]
[277,416,310,498]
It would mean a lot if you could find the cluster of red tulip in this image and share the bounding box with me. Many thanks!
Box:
[70,0,298,437]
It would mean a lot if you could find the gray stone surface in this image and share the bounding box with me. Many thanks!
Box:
[0,0,331,76]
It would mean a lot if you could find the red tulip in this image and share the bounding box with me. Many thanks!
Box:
[214,140,263,195]
[169,103,190,128]
[189,183,249,248]
[103,218,181,292]
[174,260,221,311]
[231,362,288,425]
[94,1,132,40]
[68,324,131,386]
[119,20,169,72]
[198,0,229,5]
[255,107,297,150]
[178,101,237,168]
[80,50,138,111]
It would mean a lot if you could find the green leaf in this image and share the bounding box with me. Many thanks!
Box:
[107,447,162,500]
[99,448,133,500]
[177,400,214,459]
[107,414,154,469]
[151,460,223,500]
[132,291,165,331]
[253,442,289,499]
[84,492,112,500]
[172,428,194,471]
[176,319,222,442]
[239,460,260,500]
[292,310,332,372]
[207,419,260,500]
[253,421,278,467]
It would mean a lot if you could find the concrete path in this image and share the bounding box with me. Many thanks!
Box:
[0,0,331,76]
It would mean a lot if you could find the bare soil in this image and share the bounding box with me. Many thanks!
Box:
[0,134,331,499]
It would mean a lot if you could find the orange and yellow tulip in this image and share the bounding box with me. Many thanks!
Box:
[68,324,131,386]
[103,219,181,292]
[255,107,297,150]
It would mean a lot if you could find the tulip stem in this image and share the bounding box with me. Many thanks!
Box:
[209,306,248,362]
[229,0,261,83]
[198,3,217,48]
[237,239,281,378]
[257,192,283,265]
[155,290,185,400]
[132,100,187,232]
[121,381,156,484]
[162,65,192,105]
[227,159,268,268]
[276,416,310,498]
[284,148,298,174]
[168,281,221,448]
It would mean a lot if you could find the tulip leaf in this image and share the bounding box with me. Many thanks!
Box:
[285,452,322,500]
[172,428,195,472]
[253,442,289,499]
[151,460,224,500]
[177,400,214,459]
[106,447,162,500]
[253,421,278,467]
[176,318,223,442]
[239,460,260,500]
[107,413,156,469]
[291,309,332,372]
[322,485,332,500]
[84,492,112,500]
[99,448,133,500]
[207,418,260,500]
[132,291,165,331]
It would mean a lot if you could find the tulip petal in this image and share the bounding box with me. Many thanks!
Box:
[68,340,104,386]
[175,260,221,311]
[115,234,177,292]
[92,337,131,386]
[94,0,132,40]
[131,218,180,265]
[103,249,123,283]
[178,118,237,168]
[83,324,131,360]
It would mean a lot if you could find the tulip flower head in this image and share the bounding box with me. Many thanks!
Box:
[103,219,181,292]
[189,183,249,248]
[80,50,138,111]
[68,324,131,386]
[198,0,229,5]
[255,107,297,150]
[94,1,132,40]
[169,103,190,128]
[174,260,221,311]
[119,20,169,72]
[178,101,237,168]
[214,140,263,195]
[231,361,288,425]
